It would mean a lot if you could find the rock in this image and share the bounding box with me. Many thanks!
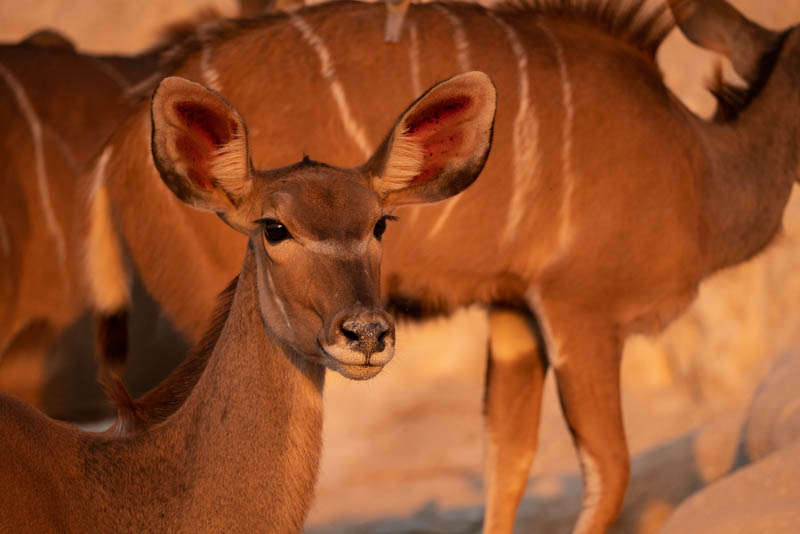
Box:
[659,442,800,534]
[743,351,800,461]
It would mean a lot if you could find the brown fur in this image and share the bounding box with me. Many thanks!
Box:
[85,2,800,532]
[497,0,673,56]
[0,71,494,533]
[6,0,800,532]
[105,276,239,431]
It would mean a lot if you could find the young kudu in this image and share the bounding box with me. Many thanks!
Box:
[0,71,496,533]
[19,0,800,532]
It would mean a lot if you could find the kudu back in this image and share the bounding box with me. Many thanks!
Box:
[0,71,496,533]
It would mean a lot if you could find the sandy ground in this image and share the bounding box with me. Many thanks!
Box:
[4,1,800,532]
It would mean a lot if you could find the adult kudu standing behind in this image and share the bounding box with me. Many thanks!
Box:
[36,0,800,532]
[0,72,497,532]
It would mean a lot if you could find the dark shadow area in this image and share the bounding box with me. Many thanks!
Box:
[42,270,189,422]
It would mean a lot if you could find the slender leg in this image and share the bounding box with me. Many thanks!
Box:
[482,307,549,534]
[533,295,629,534]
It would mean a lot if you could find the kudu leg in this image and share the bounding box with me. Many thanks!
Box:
[482,307,549,534]
[538,305,628,534]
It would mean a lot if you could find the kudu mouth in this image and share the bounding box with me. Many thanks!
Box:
[318,308,395,380]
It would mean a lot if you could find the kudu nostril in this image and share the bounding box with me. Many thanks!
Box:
[340,325,360,342]
[340,318,393,355]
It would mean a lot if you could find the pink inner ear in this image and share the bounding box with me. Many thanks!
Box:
[405,96,472,135]
[175,102,236,146]
[172,101,237,190]
[405,96,473,184]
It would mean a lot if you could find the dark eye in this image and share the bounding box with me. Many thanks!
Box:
[263,219,291,244]
[373,217,387,240]
[373,215,396,241]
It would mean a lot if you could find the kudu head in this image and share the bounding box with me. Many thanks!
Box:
[668,0,800,183]
[150,73,496,379]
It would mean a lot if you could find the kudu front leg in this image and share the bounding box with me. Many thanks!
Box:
[482,307,549,534]
[534,297,628,534]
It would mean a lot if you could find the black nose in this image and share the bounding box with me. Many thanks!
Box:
[340,315,394,356]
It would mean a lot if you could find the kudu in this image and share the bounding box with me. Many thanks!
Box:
[0,6,256,418]
[0,31,161,409]
[26,0,800,532]
[0,71,496,533]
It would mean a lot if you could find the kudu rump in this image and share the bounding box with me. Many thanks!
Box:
[9,0,800,532]
[0,72,496,532]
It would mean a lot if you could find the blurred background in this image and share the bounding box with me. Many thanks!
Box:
[1,1,799,532]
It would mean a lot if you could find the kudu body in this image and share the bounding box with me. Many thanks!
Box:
[0,11,238,418]
[0,72,496,533]
[0,34,162,408]
[16,0,800,532]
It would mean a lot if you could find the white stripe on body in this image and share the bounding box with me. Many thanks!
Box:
[289,13,372,159]
[45,125,80,175]
[432,4,470,72]
[538,21,576,251]
[89,57,130,90]
[408,21,423,98]
[0,211,10,258]
[201,46,223,92]
[488,12,542,245]
[427,4,472,239]
[0,62,68,277]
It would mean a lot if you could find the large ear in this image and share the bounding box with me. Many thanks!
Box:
[362,71,496,207]
[668,0,782,85]
[151,76,253,214]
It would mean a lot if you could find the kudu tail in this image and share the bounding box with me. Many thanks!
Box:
[100,370,150,434]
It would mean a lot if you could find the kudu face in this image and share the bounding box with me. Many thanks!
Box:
[248,164,392,380]
[150,73,496,379]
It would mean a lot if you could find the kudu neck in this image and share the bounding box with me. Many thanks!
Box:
[157,246,325,530]
[695,46,799,272]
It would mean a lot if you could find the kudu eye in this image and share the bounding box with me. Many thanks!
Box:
[373,215,396,241]
[263,219,291,244]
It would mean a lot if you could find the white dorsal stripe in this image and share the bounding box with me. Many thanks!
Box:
[0,211,10,258]
[0,62,67,275]
[289,13,372,159]
[201,46,223,93]
[538,21,576,251]
[488,12,542,245]
[432,4,471,72]
[408,21,423,97]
